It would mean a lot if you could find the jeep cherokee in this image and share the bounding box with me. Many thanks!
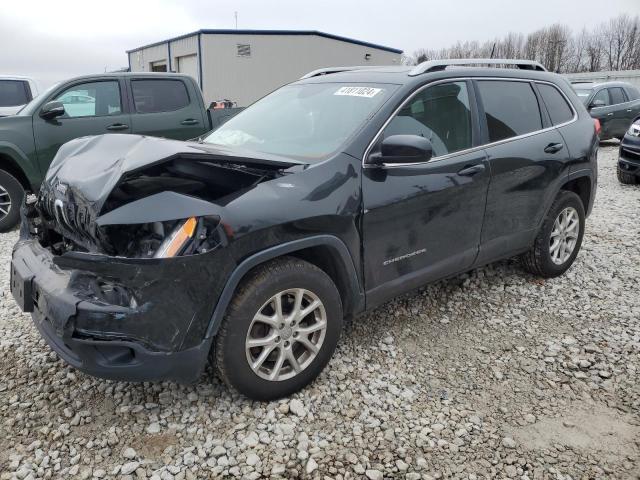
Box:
[11,59,599,400]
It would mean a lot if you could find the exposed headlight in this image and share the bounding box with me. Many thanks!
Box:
[628,122,640,137]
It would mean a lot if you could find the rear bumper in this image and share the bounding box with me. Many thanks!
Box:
[10,235,227,383]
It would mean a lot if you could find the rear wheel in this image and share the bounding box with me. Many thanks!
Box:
[617,164,638,185]
[214,257,342,400]
[521,190,585,278]
[0,170,25,232]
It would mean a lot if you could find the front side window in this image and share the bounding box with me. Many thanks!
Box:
[204,83,395,161]
[53,81,122,118]
[477,80,542,143]
[608,87,627,105]
[538,83,574,126]
[131,79,189,113]
[0,80,30,107]
[383,81,473,158]
[591,89,610,107]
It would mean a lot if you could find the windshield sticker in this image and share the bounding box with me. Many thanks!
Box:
[334,86,382,98]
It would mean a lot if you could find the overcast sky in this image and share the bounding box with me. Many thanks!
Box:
[1,0,638,88]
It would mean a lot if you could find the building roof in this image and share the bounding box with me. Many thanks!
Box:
[126,29,403,55]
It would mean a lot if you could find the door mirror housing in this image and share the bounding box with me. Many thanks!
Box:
[40,101,66,120]
[368,135,433,165]
[588,99,606,110]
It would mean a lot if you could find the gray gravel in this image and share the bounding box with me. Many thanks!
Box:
[1,144,639,479]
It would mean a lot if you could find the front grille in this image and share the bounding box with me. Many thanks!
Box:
[621,147,640,162]
[38,183,97,245]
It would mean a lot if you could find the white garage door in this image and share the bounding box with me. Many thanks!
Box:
[177,55,198,83]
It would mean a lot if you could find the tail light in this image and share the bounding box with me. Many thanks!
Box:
[594,118,601,136]
[154,217,197,258]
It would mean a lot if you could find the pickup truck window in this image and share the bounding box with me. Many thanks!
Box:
[383,81,472,158]
[609,87,627,105]
[203,83,396,161]
[477,80,542,143]
[131,79,190,114]
[0,80,30,107]
[53,81,122,118]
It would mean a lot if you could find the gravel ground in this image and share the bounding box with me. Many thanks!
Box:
[1,144,639,480]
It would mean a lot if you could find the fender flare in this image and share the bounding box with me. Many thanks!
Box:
[204,235,364,338]
[0,142,35,190]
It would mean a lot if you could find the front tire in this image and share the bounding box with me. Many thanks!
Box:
[0,170,25,232]
[521,190,585,278]
[617,165,638,185]
[214,256,343,400]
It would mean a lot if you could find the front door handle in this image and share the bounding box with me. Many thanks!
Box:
[181,118,199,125]
[544,142,564,154]
[106,123,129,131]
[457,164,485,176]
[607,112,614,116]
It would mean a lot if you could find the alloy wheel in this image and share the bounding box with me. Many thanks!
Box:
[549,206,580,265]
[0,185,11,219]
[245,288,327,381]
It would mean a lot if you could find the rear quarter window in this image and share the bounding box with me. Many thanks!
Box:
[477,80,543,143]
[537,83,574,126]
[131,79,190,113]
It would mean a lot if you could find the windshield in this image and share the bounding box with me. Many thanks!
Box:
[203,83,396,161]
[572,88,593,105]
[17,83,59,116]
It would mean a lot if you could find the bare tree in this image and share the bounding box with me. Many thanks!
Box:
[410,12,639,72]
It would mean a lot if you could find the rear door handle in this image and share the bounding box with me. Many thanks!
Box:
[457,164,485,176]
[106,123,129,131]
[181,119,199,125]
[544,143,564,154]
[607,112,614,116]
[627,109,633,112]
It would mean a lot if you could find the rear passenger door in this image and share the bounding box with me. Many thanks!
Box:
[127,78,207,140]
[608,87,631,138]
[475,79,571,264]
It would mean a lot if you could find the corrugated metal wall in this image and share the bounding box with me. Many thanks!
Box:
[201,34,400,106]
[128,44,169,72]
[565,70,640,89]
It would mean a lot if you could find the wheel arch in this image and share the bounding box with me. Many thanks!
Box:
[0,151,32,192]
[205,235,364,338]
[561,173,592,217]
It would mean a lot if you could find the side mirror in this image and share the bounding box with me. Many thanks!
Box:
[589,99,606,110]
[40,101,65,120]
[368,135,433,165]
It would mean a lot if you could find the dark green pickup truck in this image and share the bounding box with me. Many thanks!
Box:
[0,72,236,231]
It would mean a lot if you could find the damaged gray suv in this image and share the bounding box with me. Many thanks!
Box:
[11,60,598,400]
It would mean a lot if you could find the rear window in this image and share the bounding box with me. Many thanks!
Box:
[131,79,189,113]
[477,80,542,143]
[0,80,30,107]
[626,86,640,100]
[537,83,574,126]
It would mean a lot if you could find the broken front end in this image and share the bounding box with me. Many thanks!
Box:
[10,134,299,382]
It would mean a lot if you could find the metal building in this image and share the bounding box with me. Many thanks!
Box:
[127,30,402,107]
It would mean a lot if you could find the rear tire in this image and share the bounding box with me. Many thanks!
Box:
[617,165,638,185]
[521,190,585,278]
[0,170,24,232]
[214,256,343,400]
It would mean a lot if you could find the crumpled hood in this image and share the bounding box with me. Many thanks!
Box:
[45,134,304,213]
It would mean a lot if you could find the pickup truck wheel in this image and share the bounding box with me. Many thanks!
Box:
[521,190,585,278]
[617,165,638,185]
[214,256,342,400]
[0,170,24,232]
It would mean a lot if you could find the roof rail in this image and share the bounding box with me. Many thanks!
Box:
[408,58,547,76]
[300,66,379,79]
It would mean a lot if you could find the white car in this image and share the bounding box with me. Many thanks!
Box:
[0,76,39,117]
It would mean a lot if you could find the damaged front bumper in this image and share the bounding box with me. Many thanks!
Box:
[10,231,232,383]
